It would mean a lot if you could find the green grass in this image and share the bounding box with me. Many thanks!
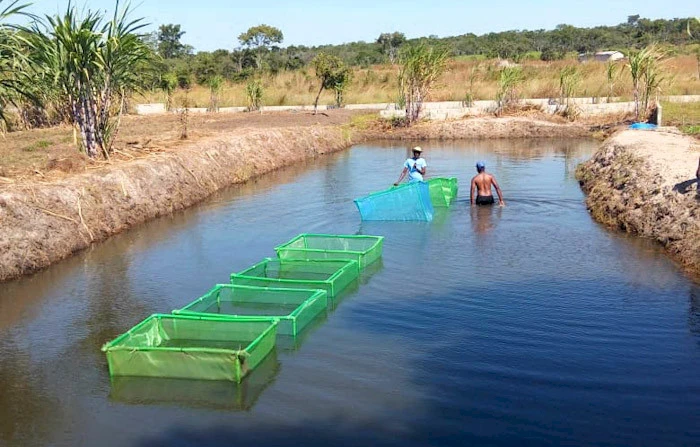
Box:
[21,139,52,152]
[679,125,700,135]
[662,101,700,136]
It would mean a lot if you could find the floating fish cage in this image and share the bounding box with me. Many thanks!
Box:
[275,234,383,270]
[102,314,278,383]
[354,181,434,221]
[174,284,328,337]
[230,258,359,298]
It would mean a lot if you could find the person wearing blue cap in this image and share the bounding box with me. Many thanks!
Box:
[394,146,427,186]
[470,161,505,206]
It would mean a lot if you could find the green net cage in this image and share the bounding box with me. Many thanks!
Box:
[274,234,384,270]
[173,285,328,337]
[427,177,459,207]
[108,349,280,410]
[354,181,434,221]
[230,258,359,298]
[101,314,278,383]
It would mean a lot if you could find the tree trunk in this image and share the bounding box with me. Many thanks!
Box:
[313,83,324,115]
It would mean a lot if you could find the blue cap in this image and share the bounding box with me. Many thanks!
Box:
[476,161,485,169]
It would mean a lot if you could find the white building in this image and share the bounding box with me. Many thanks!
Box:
[578,51,625,63]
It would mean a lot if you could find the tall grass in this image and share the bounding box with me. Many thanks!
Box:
[137,55,700,108]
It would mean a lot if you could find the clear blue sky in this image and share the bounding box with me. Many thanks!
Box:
[28,0,699,51]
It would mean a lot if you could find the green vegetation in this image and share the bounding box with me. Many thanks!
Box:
[149,16,700,85]
[627,45,668,120]
[311,53,351,113]
[496,66,525,113]
[22,139,51,152]
[245,79,264,111]
[662,101,700,135]
[376,32,406,64]
[238,24,284,71]
[605,61,621,102]
[398,43,450,123]
[207,75,223,112]
[0,2,697,149]
[0,0,31,128]
[24,1,153,158]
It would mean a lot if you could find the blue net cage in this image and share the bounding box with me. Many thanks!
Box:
[354,181,434,221]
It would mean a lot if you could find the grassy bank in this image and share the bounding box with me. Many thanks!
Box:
[662,101,700,136]
[138,55,700,108]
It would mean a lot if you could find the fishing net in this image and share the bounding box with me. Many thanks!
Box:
[108,350,280,410]
[174,284,328,336]
[275,234,383,269]
[230,258,359,298]
[427,177,459,207]
[102,314,278,383]
[354,181,434,221]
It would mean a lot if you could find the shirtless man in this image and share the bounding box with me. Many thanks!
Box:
[470,161,505,206]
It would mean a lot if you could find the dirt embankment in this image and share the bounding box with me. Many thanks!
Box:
[0,114,595,283]
[364,116,591,140]
[0,126,355,282]
[577,129,700,275]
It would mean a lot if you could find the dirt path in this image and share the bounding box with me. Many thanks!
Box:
[0,110,366,182]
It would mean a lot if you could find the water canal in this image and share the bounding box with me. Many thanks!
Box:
[1,139,699,447]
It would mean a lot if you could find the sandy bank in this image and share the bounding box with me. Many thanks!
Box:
[365,116,591,140]
[577,129,700,275]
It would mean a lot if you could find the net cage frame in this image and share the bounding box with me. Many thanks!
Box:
[354,181,434,221]
[274,234,384,270]
[427,177,459,207]
[173,284,328,337]
[230,258,359,298]
[101,314,278,383]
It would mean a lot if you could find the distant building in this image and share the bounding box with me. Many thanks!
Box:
[578,51,625,63]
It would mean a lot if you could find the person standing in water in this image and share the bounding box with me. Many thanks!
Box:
[394,146,427,186]
[470,161,505,206]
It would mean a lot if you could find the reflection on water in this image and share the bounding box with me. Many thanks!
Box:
[689,284,700,337]
[1,138,699,447]
[470,204,503,235]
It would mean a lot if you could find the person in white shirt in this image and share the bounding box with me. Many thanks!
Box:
[394,146,427,186]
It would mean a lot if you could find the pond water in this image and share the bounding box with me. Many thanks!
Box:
[1,139,699,447]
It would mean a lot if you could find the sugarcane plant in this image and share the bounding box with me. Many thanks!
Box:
[398,43,449,124]
[495,66,524,114]
[25,1,154,158]
[0,1,32,130]
[627,45,667,121]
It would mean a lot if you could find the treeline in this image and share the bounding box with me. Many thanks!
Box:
[155,15,700,85]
